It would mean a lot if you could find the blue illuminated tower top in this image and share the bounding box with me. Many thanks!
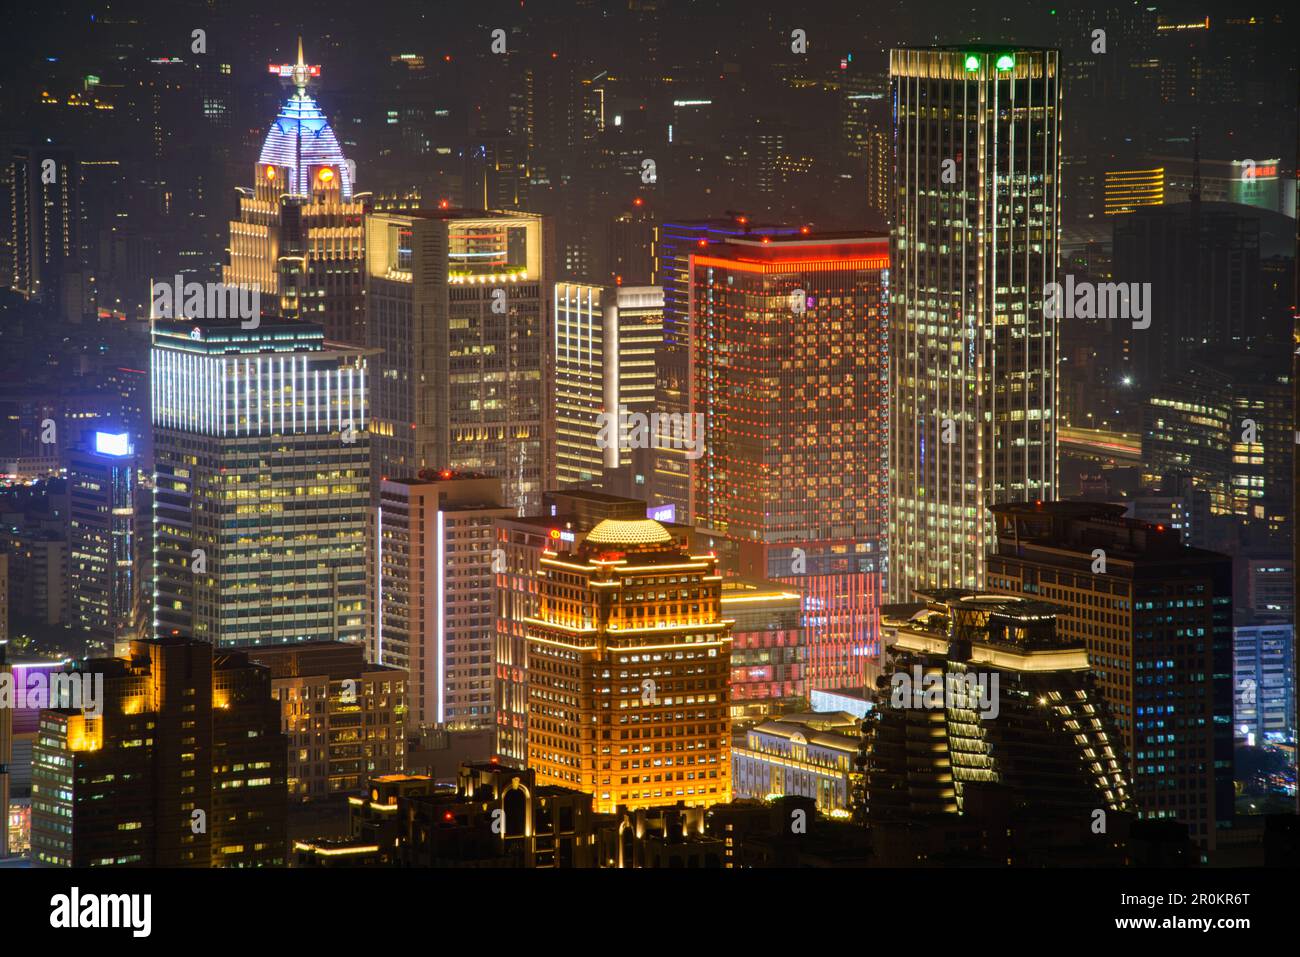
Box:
[258,38,353,198]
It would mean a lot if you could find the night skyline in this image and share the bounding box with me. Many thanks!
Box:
[0,0,1295,937]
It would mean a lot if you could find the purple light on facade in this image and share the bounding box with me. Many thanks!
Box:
[258,93,353,198]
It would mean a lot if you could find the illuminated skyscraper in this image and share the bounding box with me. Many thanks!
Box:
[373,471,511,729]
[224,40,369,344]
[690,232,890,689]
[67,431,142,657]
[526,518,732,812]
[888,47,1062,599]
[493,491,650,766]
[9,147,79,310]
[649,217,802,512]
[151,319,372,647]
[365,207,549,511]
[553,282,662,488]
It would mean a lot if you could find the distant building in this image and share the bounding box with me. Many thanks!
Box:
[1104,166,1165,215]
[0,553,7,644]
[0,527,68,628]
[224,40,368,344]
[67,431,141,656]
[1143,348,1291,551]
[888,47,1062,598]
[9,147,79,314]
[365,207,549,511]
[31,638,287,867]
[552,282,663,488]
[492,490,650,765]
[1114,202,1279,385]
[691,231,890,688]
[1233,621,1294,745]
[649,217,803,514]
[243,641,408,801]
[732,711,860,814]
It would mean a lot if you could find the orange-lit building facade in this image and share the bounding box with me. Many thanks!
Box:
[689,234,889,690]
[526,519,733,813]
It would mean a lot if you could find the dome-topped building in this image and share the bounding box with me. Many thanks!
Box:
[583,518,674,548]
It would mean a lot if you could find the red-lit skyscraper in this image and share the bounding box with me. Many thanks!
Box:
[689,232,889,690]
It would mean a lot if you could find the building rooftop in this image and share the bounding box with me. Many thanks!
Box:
[585,518,673,547]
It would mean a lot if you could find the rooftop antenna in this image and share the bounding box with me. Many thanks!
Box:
[269,36,320,95]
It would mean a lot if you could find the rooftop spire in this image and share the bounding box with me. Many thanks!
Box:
[292,36,310,93]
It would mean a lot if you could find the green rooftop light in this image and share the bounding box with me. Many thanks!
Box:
[964,54,980,71]
[995,53,1015,72]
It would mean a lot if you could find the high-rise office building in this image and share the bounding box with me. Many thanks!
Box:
[888,47,1062,598]
[553,282,662,488]
[607,198,655,286]
[373,471,511,729]
[986,502,1233,848]
[67,430,141,657]
[31,637,287,867]
[151,319,371,647]
[863,590,1130,820]
[649,217,803,513]
[224,40,369,344]
[1113,202,1267,387]
[526,518,732,812]
[493,490,650,765]
[365,207,549,512]
[690,232,889,689]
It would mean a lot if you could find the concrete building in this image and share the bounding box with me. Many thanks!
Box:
[888,47,1062,597]
[244,641,408,801]
[553,282,663,488]
[365,207,550,511]
[151,319,372,647]
[373,471,511,729]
